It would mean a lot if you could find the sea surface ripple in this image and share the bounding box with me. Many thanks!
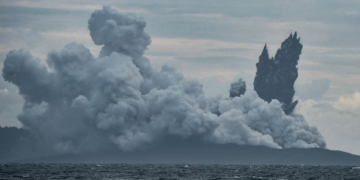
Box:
[0,164,360,180]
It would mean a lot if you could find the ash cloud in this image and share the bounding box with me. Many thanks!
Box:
[229,78,246,98]
[254,33,302,114]
[88,6,151,59]
[2,6,325,154]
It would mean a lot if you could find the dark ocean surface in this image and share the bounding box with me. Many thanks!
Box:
[1,164,360,180]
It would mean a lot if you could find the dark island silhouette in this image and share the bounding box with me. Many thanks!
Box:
[1,127,360,165]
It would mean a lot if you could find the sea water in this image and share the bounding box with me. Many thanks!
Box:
[1,164,359,180]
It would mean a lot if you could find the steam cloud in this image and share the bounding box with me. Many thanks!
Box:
[2,6,325,153]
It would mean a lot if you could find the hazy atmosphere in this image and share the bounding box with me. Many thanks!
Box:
[0,0,360,157]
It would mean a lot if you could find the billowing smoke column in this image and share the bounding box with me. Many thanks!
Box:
[229,78,246,98]
[2,6,325,153]
[254,33,302,114]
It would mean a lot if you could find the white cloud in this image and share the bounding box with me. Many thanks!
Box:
[335,91,360,110]
[297,92,360,155]
[296,78,330,100]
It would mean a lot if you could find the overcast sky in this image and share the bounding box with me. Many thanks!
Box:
[0,0,360,155]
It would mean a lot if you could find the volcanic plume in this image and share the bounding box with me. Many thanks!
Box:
[254,34,302,114]
[2,6,325,154]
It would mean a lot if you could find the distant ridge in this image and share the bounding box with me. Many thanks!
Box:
[13,139,360,165]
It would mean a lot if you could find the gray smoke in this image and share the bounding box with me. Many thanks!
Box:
[2,6,325,153]
[88,6,151,59]
[254,33,302,114]
[229,78,246,98]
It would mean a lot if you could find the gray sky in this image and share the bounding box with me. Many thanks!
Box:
[0,0,360,155]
